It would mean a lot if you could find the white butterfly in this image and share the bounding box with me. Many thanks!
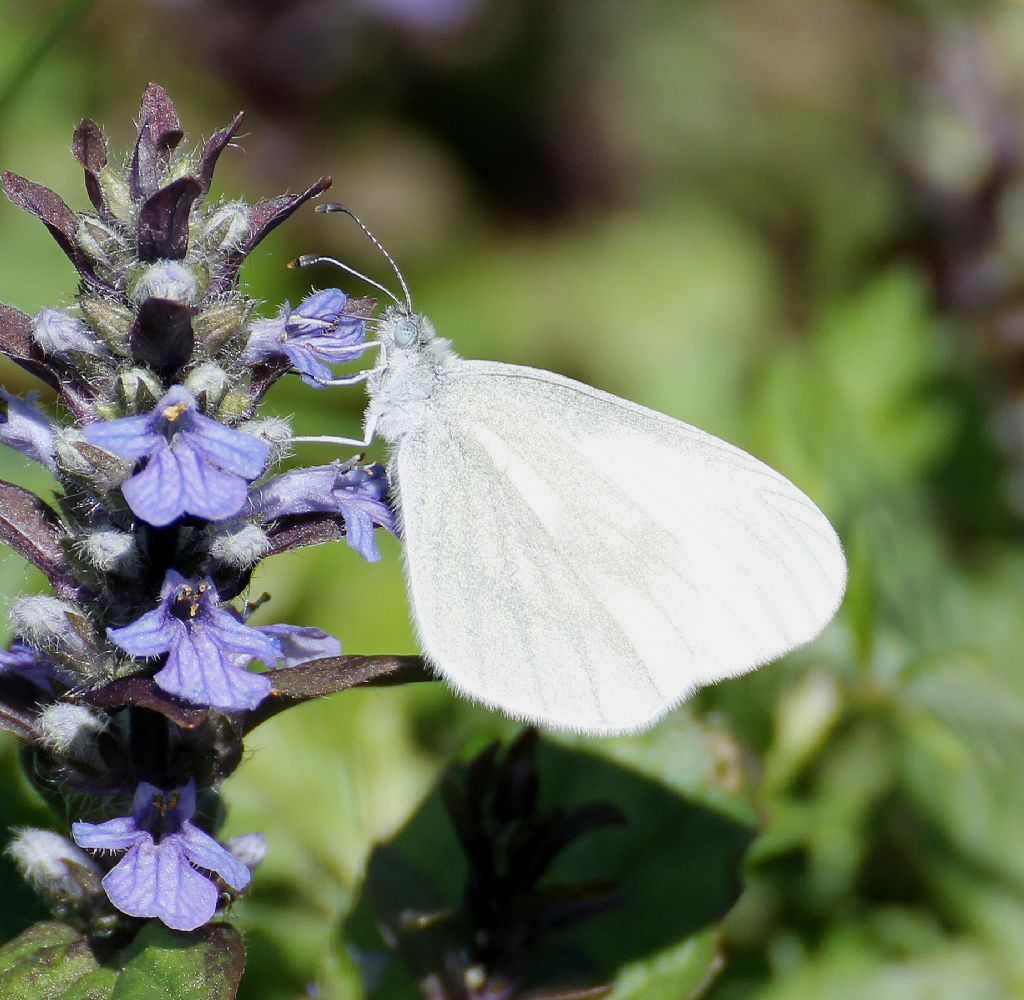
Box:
[293,212,847,736]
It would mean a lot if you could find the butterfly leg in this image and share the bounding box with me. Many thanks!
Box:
[290,413,379,450]
[312,342,383,387]
[317,369,371,387]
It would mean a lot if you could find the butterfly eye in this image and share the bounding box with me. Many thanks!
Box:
[392,319,419,348]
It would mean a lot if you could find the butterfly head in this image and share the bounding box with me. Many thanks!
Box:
[380,307,436,353]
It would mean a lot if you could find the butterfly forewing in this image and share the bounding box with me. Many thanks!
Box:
[393,360,846,734]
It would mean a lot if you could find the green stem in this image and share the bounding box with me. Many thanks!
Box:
[0,0,100,123]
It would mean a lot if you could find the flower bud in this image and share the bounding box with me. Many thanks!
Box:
[206,522,271,570]
[80,295,133,356]
[53,428,93,477]
[200,202,251,251]
[225,832,267,872]
[79,527,139,575]
[36,703,106,760]
[117,367,164,413]
[32,309,110,359]
[0,390,56,470]
[184,361,230,408]
[168,157,198,184]
[217,389,254,423]
[54,427,134,491]
[9,596,91,654]
[194,296,252,354]
[7,828,105,917]
[129,260,201,305]
[236,416,292,464]
[76,215,127,274]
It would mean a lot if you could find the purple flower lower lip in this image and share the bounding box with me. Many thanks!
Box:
[252,623,340,666]
[71,780,252,932]
[81,385,269,527]
[253,460,396,561]
[107,570,341,712]
[107,570,278,712]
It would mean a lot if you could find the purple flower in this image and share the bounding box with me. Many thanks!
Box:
[0,641,58,691]
[243,288,368,386]
[107,571,341,711]
[107,571,278,711]
[72,780,251,932]
[0,390,56,470]
[253,460,396,561]
[253,624,341,666]
[81,386,269,528]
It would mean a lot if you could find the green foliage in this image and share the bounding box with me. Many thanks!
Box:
[0,920,244,999]
[343,723,758,998]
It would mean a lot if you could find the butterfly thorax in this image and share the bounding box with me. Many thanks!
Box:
[367,308,460,443]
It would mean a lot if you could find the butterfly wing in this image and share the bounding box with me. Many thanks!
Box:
[392,360,846,734]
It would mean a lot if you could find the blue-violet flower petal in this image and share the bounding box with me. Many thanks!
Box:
[253,460,395,562]
[0,641,59,691]
[243,288,367,387]
[256,624,341,666]
[72,780,251,932]
[82,386,269,527]
[0,390,56,470]
[107,570,278,711]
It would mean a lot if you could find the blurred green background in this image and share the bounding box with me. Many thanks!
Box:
[3,0,1024,997]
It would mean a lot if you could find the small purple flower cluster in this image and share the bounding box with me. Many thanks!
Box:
[0,87,396,933]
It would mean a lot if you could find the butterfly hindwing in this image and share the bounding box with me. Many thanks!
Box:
[392,360,846,734]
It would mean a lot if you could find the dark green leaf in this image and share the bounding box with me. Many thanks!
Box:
[344,733,756,997]
[0,921,116,999]
[112,922,245,1000]
[0,920,245,1000]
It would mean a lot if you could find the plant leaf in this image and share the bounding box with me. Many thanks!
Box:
[137,177,202,262]
[129,83,183,199]
[129,298,195,376]
[72,118,109,215]
[111,921,245,1000]
[0,920,117,999]
[1,172,107,292]
[240,655,433,732]
[0,920,246,1000]
[81,676,209,729]
[0,480,70,585]
[0,303,59,389]
[343,728,756,999]
[199,113,244,193]
[0,305,99,422]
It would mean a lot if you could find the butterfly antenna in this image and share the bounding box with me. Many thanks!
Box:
[316,202,414,313]
[287,254,403,308]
